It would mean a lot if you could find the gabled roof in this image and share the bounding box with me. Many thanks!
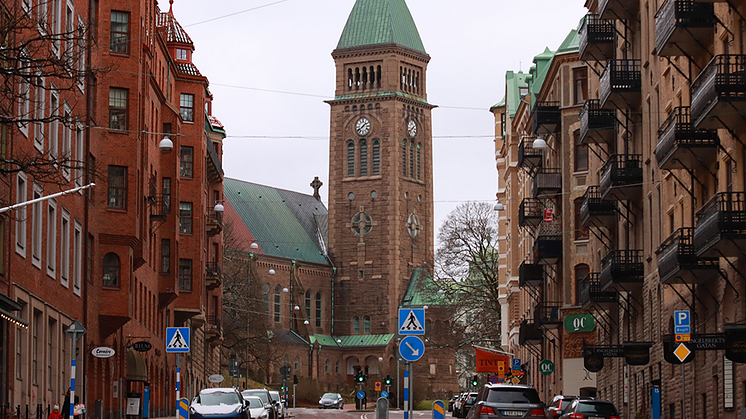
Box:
[337,0,425,53]
[157,12,194,45]
[224,178,330,265]
[401,267,447,308]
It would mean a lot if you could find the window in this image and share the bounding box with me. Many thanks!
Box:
[401,141,407,177]
[335,361,340,374]
[180,93,194,122]
[32,310,40,385]
[263,284,270,314]
[162,178,171,213]
[50,0,60,53]
[372,140,380,175]
[179,146,193,178]
[102,253,120,287]
[574,130,588,172]
[363,315,370,333]
[33,75,44,150]
[107,166,126,209]
[73,221,81,293]
[178,259,192,291]
[176,49,188,60]
[46,199,57,277]
[49,89,58,160]
[353,316,360,333]
[315,292,322,327]
[75,124,83,187]
[32,184,42,266]
[18,54,31,135]
[161,239,170,273]
[294,357,299,372]
[359,140,368,176]
[22,0,31,14]
[347,142,355,177]
[409,141,414,177]
[325,360,329,374]
[274,285,281,322]
[47,318,56,392]
[305,290,311,318]
[417,143,422,180]
[61,209,69,286]
[574,264,590,305]
[76,19,85,89]
[110,11,129,54]
[62,105,71,178]
[575,198,589,241]
[179,202,192,234]
[108,88,127,130]
[573,67,588,104]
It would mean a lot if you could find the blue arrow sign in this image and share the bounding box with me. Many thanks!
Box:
[357,391,366,400]
[166,327,190,353]
[674,311,690,334]
[381,391,389,398]
[399,336,425,362]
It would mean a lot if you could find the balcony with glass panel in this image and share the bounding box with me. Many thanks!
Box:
[655,106,718,170]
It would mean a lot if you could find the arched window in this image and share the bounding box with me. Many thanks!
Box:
[372,140,381,175]
[315,292,322,327]
[295,357,300,372]
[347,142,355,177]
[325,360,330,373]
[574,198,589,241]
[574,264,590,305]
[417,143,422,180]
[574,129,588,172]
[363,315,371,333]
[359,140,368,176]
[353,316,360,333]
[402,141,407,177]
[274,285,281,323]
[263,284,270,314]
[348,68,353,90]
[305,290,311,318]
[335,361,340,374]
[103,253,120,287]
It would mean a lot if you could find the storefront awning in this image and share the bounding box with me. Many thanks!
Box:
[126,348,148,382]
[0,307,28,329]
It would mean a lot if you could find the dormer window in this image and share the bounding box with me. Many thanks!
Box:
[519,86,529,97]
[176,49,188,61]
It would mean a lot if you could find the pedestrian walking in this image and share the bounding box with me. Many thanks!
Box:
[48,405,61,419]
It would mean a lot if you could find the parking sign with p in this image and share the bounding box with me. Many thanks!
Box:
[674,311,690,334]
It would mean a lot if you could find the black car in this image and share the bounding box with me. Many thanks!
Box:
[547,395,577,418]
[457,392,478,418]
[557,399,619,419]
[466,384,546,419]
[190,388,251,419]
[242,389,277,419]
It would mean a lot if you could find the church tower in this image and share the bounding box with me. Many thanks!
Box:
[327,0,435,337]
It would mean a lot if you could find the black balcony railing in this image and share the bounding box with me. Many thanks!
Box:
[519,320,543,345]
[533,168,562,198]
[580,99,616,144]
[599,250,644,291]
[519,198,544,227]
[518,138,543,169]
[519,261,544,288]
[693,192,746,257]
[691,55,746,129]
[579,273,618,308]
[579,14,615,61]
[206,136,223,183]
[580,186,617,227]
[534,303,562,328]
[655,106,718,170]
[148,194,171,221]
[600,154,643,200]
[532,101,561,135]
[599,0,639,20]
[599,60,642,109]
[533,224,562,265]
[657,228,719,284]
[206,315,222,332]
[206,211,224,237]
[655,0,715,57]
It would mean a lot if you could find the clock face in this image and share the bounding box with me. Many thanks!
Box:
[407,120,417,137]
[356,117,371,136]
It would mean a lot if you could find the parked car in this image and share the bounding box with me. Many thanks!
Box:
[448,395,459,412]
[243,396,270,419]
[453,393,468,417]
[318,392,344,409]
[242,389,277,419]
[458,392,478,418]
[547,395,578,418]
[268,391,284,419]
[466,384,546,419]
[190,388,251,419]
[557,398,619,419]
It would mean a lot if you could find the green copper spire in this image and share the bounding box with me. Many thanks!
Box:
[337,0,426,53]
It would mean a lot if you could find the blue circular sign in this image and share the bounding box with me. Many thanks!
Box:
[381,391,389,398]
[399,336,425,362]
[357,391,366,400]
[489,375,498,384]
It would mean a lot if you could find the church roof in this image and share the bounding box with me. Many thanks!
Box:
[336,0,426,53]
[223,178,330,265]
[401,267,447,308]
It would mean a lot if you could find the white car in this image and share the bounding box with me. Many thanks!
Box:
[190,388,251,419]
[243,396,270,419]
[268,391,284,419]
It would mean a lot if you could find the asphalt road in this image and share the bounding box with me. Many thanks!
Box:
[287,407,436,419]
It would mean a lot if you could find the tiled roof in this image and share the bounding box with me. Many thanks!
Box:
[337,0,425,53]
[224,178,330,265]
[176,62,202,77]
[208,116,224,130]
[157,12,193,45]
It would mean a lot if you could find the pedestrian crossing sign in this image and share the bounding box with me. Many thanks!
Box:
[166,327,190,353]
[398,309,425,335]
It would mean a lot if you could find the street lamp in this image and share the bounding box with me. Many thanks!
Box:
[493,199,505,212]
[532,136,548,150]
[269,269,276,275]
[250,242,259,249]
[213,202,224,213]
[158,135,173,151]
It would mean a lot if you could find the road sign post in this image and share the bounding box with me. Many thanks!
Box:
[65,320,86,419]
[432,400,445,419]
[166,328,190,419]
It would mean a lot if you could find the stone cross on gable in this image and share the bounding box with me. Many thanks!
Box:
[346,207,377,243]
[310,177,323,201]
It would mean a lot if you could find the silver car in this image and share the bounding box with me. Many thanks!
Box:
[243,396,270,419]
[318,393,344,409]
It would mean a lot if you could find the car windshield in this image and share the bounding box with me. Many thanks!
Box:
[242,391,269,404]
[576,402,617,415]
[321,393,339,400]
[486,388,542,404]
[245,398,264,408]
[198,391,241,406]
[269,392,280,401]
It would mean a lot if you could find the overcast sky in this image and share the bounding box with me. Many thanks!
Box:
[173,0,588,235]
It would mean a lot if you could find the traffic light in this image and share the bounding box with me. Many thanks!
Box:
[280,383,285,392]
[293,375,298,384]
[384,376,392,386]
[471,375,478,387]
[357,371,365,383]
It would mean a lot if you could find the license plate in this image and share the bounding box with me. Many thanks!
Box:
[502,411,524,417]
[587,417,602,419]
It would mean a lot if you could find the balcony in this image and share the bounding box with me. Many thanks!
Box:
[534,302,562,329]
[693,192,746,257]
[579,14,615,62]
[519,198,544,228]
[599,0,639,20]
[655,0,715,57]
[206,262,223,291]
[579,273,619,309]
[532,101,561,135]
[580,186,618,228]
[205,315,223,344]
[206,136,224,184]
[599,250,644,292]
[518,137,543,169]
[206,211,223,237]
[658,228,719,284]
[533,168,562,198]
[691,55,746,129]
[580,100,616,144]
[148,194,170,222]
[599,60,642,110]
[159,275,179,308]
[599,154,643,201]
[655,106,718,170]
[533,223,562,265]
[519,261,544,288]
[519,320,543,346]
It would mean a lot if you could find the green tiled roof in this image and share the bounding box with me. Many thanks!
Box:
[310,334,394,348]
[224,178,330,265]
[401,267,447,307]
[337,0,425,53]
[489,97,505,112]
[333,91,431,105]
[506,71,529,118]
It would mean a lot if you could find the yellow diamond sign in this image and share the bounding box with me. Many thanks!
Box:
[674,343,691,362]
[511,377,520,385]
